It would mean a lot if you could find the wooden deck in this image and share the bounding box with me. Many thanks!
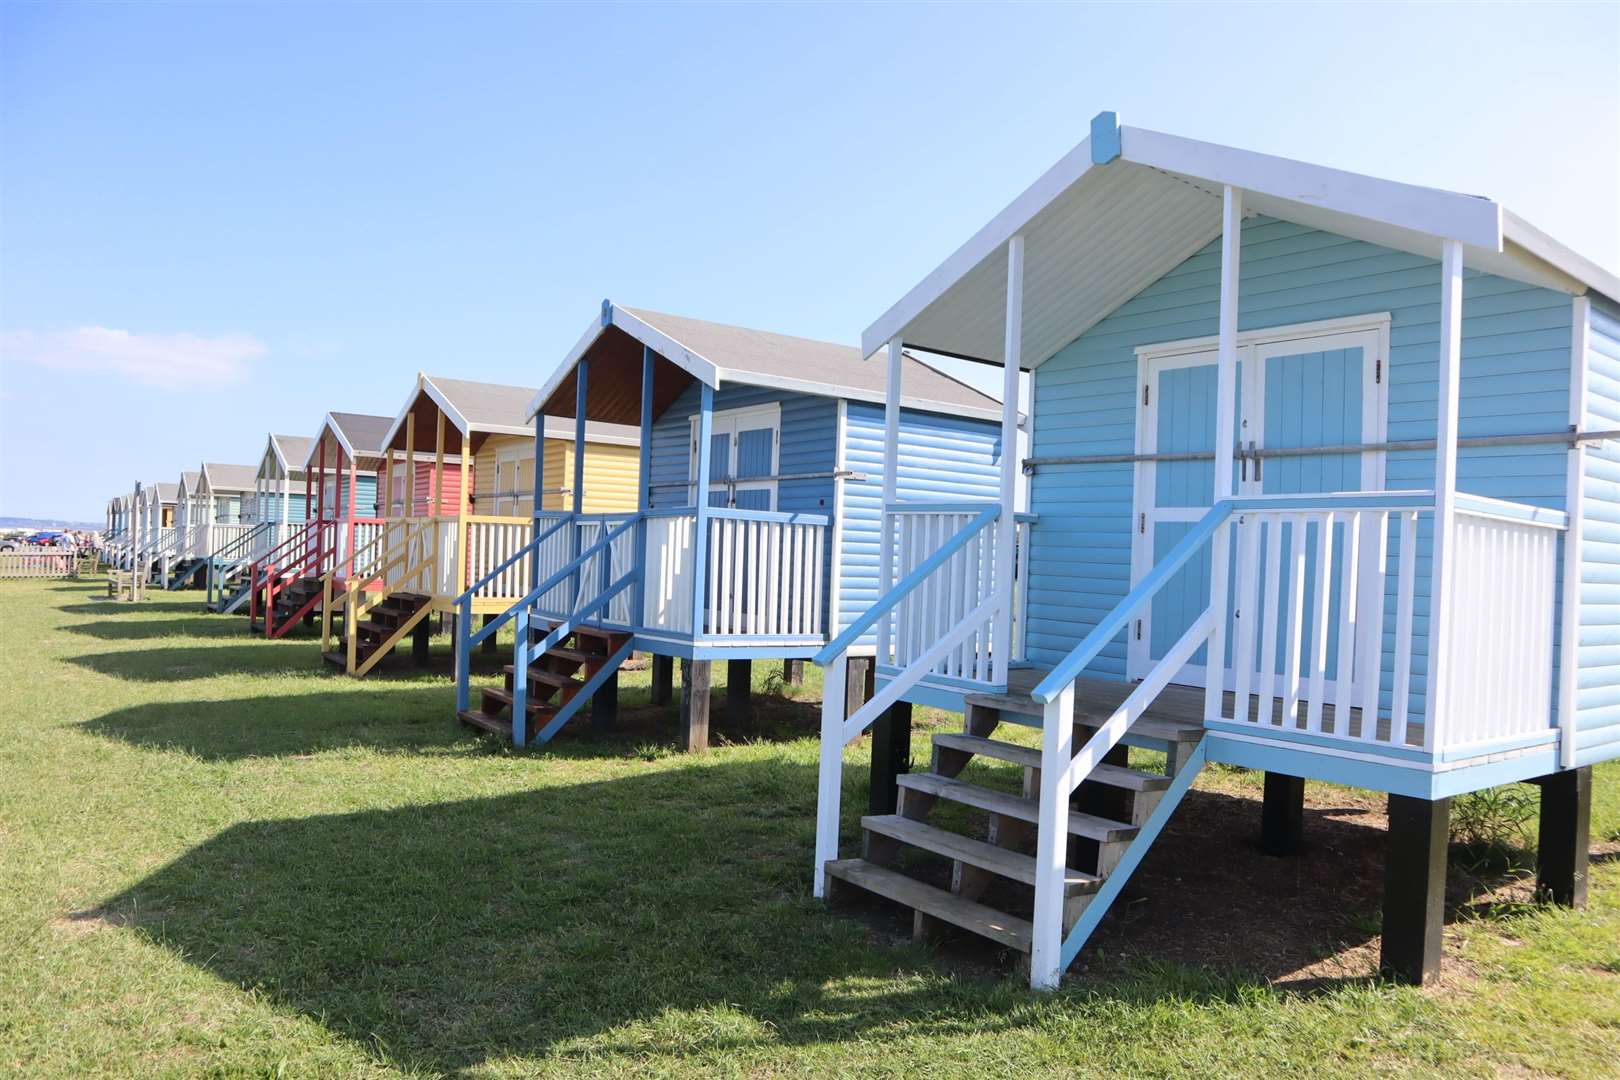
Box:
[973,668,1424,748]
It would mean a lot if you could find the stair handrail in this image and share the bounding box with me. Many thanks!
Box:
[322,519,424,665]
[253,520,330,634]
[812,506,1003,904]
[508,516,641,745]
[454,513,631,716]
[206,522,272,607]
[338,518,442,675]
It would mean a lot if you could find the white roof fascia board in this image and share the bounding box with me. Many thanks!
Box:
[1503,210,1620,302]
[526,304,721,421]
[1120,126,1504,252]
[303,414,355,469]
[861,136,1098,358]
[714,367,1008,424]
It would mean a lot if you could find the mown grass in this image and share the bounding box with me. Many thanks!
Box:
[1,579,1616,1078]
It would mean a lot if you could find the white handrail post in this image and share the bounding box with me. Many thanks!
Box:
[994,235,1024,687]
[813,654,849,897]
[1030,679,1075,990]
[1558,297,1590,768]
[1427,239,1464,751]
[878,335,903,666]
[1204,185,1242,724]
[690,383,715,634]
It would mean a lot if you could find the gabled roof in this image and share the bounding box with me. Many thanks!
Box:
[862,111,1620,367]
[382,374,641,453]
[175,472,199,500]
[531,302,1005,424]
[201,462,258,494]
[304,412,393,468]
[153,482,179,503]
[267,434,314,474]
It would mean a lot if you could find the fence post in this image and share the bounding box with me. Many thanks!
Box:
[455,595,472,715]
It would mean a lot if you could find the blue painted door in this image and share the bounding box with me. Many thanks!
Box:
[690,407,779,510]
[1133,330,1383,687]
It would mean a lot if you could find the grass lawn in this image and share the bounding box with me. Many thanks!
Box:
[2,579,1617,1078]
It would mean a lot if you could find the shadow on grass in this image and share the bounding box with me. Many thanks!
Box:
[62,616,254,641]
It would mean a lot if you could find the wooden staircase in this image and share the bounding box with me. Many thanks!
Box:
[458,623,632,742]
[321,591,432,671]
[825,692,1202,965]
[250,576,323,636]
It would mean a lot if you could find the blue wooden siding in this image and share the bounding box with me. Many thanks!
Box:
[648,381,838,623]
[321,473,380,519]
[251,489,311,524]
[1577,296,1620,766]
[1025,216,1575,737]
[838,401,1003,643]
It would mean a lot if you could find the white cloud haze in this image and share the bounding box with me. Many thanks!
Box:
[1,327,266,389]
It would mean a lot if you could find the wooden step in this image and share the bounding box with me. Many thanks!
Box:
[514,667,582,691]
[481,686,557,715]
[931,733,1170,792]
[862,815,1100,893]
[457,709,513,737]
[896,773,1138,843]
[321,651,347,669]
[825,858,1032,953]
[964,691,1203,745]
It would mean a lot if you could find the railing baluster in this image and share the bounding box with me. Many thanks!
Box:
[1331,511,1362,736]
[1305,512,1336,733]
[1231,514,1260,725]
[1393,511,1419,748]
[1357,511,1390,743]
[1281,514,1308,728]
[1257,516,1283,727]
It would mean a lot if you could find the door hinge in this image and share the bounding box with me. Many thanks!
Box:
[1375,357,1382,384]
[1139,512,1146,534]
[1135,619,1142,641]
[1143,384,1150,406]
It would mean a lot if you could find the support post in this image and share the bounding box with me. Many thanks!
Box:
[690,383,715,632]
[529,406,545,587]
[635,344,655,628]
[843,656,872,719]
[434,410,446,517]
[1030,681,1076,990]
[481,612,497,656]
[813,655,849,897]
[1536,766,1591,907]
[726,658,752,728]
[1261,772,1305,856]
[782,658,804,685]
[412,617,431,667]
[651,654,674,705]
[592,671,619,734]
[993,238,1023,687]
[680,658,711,752]
[345,445,358,575]
[570,361,589,606]
[1381,793,1450,985]
[405,412,417,518]
[316,436,327,568]
[878,336,903,664]
[1204,185,1242,725]
[1558,297,1591,768]
[868,700,912,815]
[456,427,470,599]
[1427,239,1465,747]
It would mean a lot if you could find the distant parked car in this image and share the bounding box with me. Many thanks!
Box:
[24,531,65,546]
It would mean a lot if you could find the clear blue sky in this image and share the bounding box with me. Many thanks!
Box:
[2,1,1616,522]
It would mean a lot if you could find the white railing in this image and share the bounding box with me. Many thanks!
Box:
[1439,498,1563,752]
[1219,501,1426,749]
[701,511,825,640]
[887,504,1029,684]
[531,513,640,625]
[210,523,257,557]
[464,516,534,602]
[0,550,80,579]
[643,511,698,633]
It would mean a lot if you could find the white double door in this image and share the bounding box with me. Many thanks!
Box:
[1128,324,1387,688]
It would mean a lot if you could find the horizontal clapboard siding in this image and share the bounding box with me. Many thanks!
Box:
[837,401,1004,645]
[1026,216,1575,727]
[1578,296,1620,765]
[649,381,838,626]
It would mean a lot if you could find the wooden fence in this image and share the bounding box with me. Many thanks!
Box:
[0,550,85,579]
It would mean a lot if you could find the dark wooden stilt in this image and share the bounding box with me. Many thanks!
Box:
[591,671,619,734]
[1380,793,1450,985]
[651,654,674,706]
[481,612,497,656]
[869,701,913,815]
[727,659,753,728]
[1536,766,1591,908]
[681,659,711,752]
[845,657,873,719]
[412,619,431,667]
[782,658,805,686]
[1261,772,1306,856]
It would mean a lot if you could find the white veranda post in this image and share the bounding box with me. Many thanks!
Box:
[878,336,902,665]
[1203,185,1242,724]
[995,235,1023,686]
[1427,239,1465,748]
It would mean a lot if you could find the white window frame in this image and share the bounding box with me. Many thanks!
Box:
[689,402,781,510]
[493,442,529,517]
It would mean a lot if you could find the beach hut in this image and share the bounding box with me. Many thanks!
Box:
[812,112,1620,989]
[451,302,1007,751]
[322,373,640,675]
[248,412,391,637]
